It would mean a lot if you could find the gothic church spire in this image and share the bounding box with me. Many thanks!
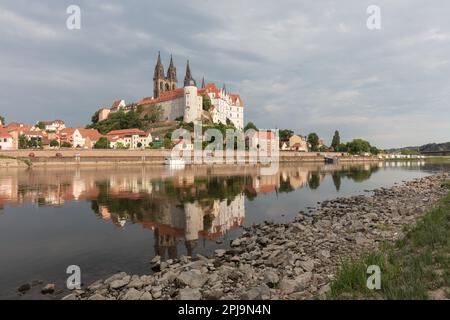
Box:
[184,60,197,87]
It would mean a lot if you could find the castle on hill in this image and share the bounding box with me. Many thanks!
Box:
[98,52,245,129]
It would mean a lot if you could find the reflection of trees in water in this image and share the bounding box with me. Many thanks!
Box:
[332,172,341,192]
[308,172,321,190]
[346,166,379,182]
[329,165,380,191]
[279,178,294,193]
[306,165,380,191]
[244,188,257,201]
[163,176,250,204]
[90,181,165,223]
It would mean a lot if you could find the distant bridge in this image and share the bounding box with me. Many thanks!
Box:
[421,150,450,156]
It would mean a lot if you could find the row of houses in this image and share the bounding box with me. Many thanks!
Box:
[0,121,153,150]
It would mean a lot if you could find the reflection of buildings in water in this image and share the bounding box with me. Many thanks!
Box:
[109,176,153,195]
[250,174,280,193]
[173,175,195,188]
[280,168,309,190]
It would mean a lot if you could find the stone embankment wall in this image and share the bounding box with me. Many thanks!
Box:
[0,150,378,167]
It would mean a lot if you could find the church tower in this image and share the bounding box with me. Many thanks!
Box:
[153,52,178,98]
[166,55,177,91]
[184,60,197,87]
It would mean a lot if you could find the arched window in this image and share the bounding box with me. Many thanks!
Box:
[165,83,170,91]
[160,82,163,90]
[172,84,176,90]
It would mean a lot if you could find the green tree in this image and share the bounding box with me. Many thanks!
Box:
[370,146,380,155]
[346,139,371,154]
[18,134,28,149]
[61,142,72,148]
[36,122,46,130]
[94,137,109,149]
[331,130,340,151]
[27,137,42,149]
[307,133,320,152]
[143,104,163,123]
[244,122,258,132]
[0,115,5,125]
[279,129,294,141]
[202,94,212,111]
[115,142,128,149]
[87,110,143,134]
[163,138,173,149]
[50,140,59,148]
[337,143,348,152]
[91,110,100,124]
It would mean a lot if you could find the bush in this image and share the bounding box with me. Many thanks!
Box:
[94,137,109,149]
[50,140,59,148]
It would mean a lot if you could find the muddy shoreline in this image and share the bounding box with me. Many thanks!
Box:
[50,172,450,300]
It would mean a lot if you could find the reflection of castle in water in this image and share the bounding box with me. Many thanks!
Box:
[0,161,428,257]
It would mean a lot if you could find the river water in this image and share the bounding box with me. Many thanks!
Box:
[0,161,449,299]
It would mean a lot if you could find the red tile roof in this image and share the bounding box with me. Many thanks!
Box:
[136,83,244,108]
[138,88,185,106]
[0,130,12,139]
[106,128,148,137]
[59,128,103,141]
[229,94,244,107]
[111,100,123,110]
[40,120,65,125]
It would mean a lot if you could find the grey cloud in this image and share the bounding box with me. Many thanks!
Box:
[0,0,449,148]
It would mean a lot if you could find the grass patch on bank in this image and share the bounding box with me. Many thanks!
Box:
[329,181,450,300]
[0,155,31,167]
[425,156,450,163]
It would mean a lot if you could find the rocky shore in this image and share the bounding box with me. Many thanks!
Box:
[64,173,450,300]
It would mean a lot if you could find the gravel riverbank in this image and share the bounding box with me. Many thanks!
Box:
[64,172,450,300]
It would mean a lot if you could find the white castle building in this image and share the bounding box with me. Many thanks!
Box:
[135,53,245,129]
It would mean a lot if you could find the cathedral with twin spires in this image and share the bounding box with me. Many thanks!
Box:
[139,52,244,129]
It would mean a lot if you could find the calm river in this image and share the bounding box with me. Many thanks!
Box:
[0,161,449,299]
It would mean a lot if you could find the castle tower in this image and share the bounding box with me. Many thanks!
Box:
[153,52,178,98]
[183,60,201,123]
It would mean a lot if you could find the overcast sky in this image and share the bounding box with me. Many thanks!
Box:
[0,0,449,148]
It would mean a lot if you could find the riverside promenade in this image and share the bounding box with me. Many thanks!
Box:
[0,150,378,168]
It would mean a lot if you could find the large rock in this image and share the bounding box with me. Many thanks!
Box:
[127,278,144,289]
[123,288,142,300]
[295,272,313,291]
[241,284,270,300]
[214,249,227,257]
[263,270,279,286]
[109,276,131,290]
[139,291,153,300]
[88,293,107,300]
[279,279,297,295]
[41,283,55,295]
[231,239,241,247]
[18,283,31,294]
[62,293,78,300]
[299,259,315,272]
[178,288,202,300]
[177,270,207,288]
[104,272,128,285]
